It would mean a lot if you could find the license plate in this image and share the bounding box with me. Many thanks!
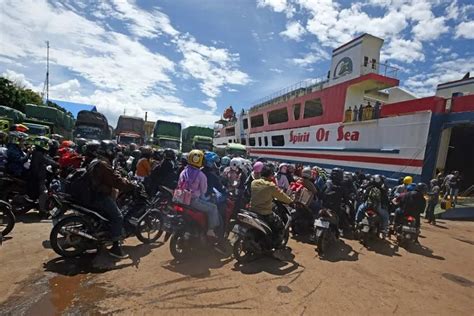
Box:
[402,226,417,233]
[316,229,323,237]
[314,219,329,228]
[50,207,59,217]
[362,225,370,233]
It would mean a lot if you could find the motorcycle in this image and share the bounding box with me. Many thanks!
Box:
[49,185,163,258]
[313,208,339,255]
[394,214,419,246]
[230,200,293,263]
[355,207,381,245]
[289,202,314,237]
[166,193,236,260]
[0,200,15,237]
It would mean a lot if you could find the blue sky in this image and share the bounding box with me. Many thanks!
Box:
[0,0,473,126]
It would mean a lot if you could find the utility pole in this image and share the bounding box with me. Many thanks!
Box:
[46,40,50,104]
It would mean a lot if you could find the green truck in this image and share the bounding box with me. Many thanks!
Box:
[24,103,74,139]
[181,126,213,152]
[151,120,182,151]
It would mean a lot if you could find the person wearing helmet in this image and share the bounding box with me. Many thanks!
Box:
[355,174,389,236]
[82,140,100,167]
[28,136,58,212]
[392,182,427,232]
[293,167,319,213]
[286,164,296,184]
[129,149,142,173]
[250,164,293,243]
[425,179,440,225]
[219,156,231,174]
[276,163,290,191]
[222,157,245,193]
[144,148,178,196]
[135,146,153,180]
[322,168,347,235]
[394,176,413,196]
[202,152,226,209]
[6,131,28,177]
[178,150,221,238]
[244,161,264,202]
[89,140,135,259]
[312,166,325,192]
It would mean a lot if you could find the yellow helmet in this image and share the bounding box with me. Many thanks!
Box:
[403,176,413,185]
[187,149,204,168]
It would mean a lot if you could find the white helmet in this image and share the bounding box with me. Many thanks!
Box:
[302,167,312,179]
[230,157,242,171]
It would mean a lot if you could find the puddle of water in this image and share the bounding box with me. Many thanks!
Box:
[442,273,474,287]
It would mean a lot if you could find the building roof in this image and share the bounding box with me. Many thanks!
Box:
[50,99,97,118]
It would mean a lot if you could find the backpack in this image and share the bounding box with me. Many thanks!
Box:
[65,160,100,207]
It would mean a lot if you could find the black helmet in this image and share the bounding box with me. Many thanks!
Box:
[153,149,164,161]
[415,182,428,194]
[131,149,141,159]
[98,140,117,159]
[371,174,383,187]
[129,143,137,152]
[163,148,176,160]
[330,168,344,184]
[84,140,100,157]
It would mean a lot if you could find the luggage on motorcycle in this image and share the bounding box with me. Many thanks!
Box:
[64,160,99,207]
[440,199,452,210]
[287,182,313,205]
[172,188,192,205]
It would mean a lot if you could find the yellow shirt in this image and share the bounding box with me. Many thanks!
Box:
[250,178,293,215]
[136,158,152,177]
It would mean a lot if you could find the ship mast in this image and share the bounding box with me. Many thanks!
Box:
[46,40,49,104]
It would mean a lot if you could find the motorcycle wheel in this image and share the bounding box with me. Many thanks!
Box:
[169,232,190,260]
[136,211,163,244]
[50,216,91,258]
[0,207,15,237]
[316,230,328,255]
[11,195,32,216]
[233,236,254,263]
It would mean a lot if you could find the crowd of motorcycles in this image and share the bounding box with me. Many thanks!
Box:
[0,137,424,267]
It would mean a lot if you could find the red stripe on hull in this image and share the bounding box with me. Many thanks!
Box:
[250,149,424,167]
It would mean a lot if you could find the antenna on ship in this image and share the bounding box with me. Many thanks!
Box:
[42,41,50,104]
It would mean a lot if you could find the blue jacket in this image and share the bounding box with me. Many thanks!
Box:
[6,144,27,177]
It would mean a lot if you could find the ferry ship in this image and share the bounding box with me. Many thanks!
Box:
[213,34,474,187]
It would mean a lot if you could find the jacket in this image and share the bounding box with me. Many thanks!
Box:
[6,144,27,177]
[30,149,57,180]
[135,158,152,177]
[91,159,133,196]
[250,178,292,215]
[178,166,207,199]
[144,159,177,195]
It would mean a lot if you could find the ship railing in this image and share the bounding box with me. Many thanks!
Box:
[249,77,329,112]
[362,61,399,78]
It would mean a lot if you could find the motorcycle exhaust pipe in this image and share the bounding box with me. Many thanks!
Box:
[66,227,97,241]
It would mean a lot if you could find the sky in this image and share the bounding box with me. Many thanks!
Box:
[1,0,473,127]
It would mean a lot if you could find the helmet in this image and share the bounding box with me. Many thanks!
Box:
[98,140,117,159]
[188,149,204,168]
[415,182,428,194]
[253,161,264,173]
[256,157,267,163]
[60,140,75,149]
[84,140,100,156]
[430,179,439,186]
[131,149,141,159]
[163,148,176,160]
[204,151,219,168]
[153,149,164,161]
[8,131,26,145]
[302,167,312,179]
[407,183,416,192]
[278,163,288,173]
[181,153,189,164]
[372,174,382,187]
[330,168,344,184]
[288,164,295,173]
[403,176,413,185]
[129,143,137,152]
[230,157,242,171]
[221,156,231,167]
[75,138,87,147]
[343,171,353,181]
[140,146,153,158]
[33,136,50,151]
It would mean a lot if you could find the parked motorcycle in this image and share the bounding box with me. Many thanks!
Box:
[314,208,339,255]
[166,194,236,260]
[394,214,419,246]
[355,207,381,245]
[0,200,15,237]
[290,202,314,237]
[49,185,163,258]
[230,200,293,263]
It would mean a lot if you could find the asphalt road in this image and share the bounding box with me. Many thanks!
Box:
[1,213,473,315]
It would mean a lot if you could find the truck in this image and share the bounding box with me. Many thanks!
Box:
[214,143,247,158]
[151,120,182,150]
[115,115,145,145]
[25,104,75,139]
[181,126,213,152]
[73,110,110,141]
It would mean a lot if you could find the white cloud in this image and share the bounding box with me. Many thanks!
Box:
[203,98,217,111]
[383,38,424,63]
[257,0,288,12]
[412,16,448,41]
[455,21,474,39]
[1,69,38,90]
[446,1,459,20]
[270,68,283,73]
[280,21,306,41]
[289,44,330,67]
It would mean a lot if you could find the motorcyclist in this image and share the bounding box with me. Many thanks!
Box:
[222,157,245,194]
[202,152,227,212]
[82,140,100,167]
[393,176,413,196]
[219,156,231,174]
[393,182,427,233]
[89,140,134,259]
[178,152,188,175]
[178,150,221,238]
[129,149,141,174]
[276,163,290,191]
[244,161,264,202]
[28,137,58,212]
[355,174,389,237]
[144,148,178,196]
[322,168,352,234]
[425,179,440,225]
[6,131,28,178]
[250,164,293,244]
[312,166,326,193]
[295,167,319,214]
[286,164,296,184]
[135,146,153,181]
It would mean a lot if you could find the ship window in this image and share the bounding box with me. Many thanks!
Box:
[271,135,285,147]
[228,139,232,143]
[249,137,256,146]
[241,138,246,145]
[293,103,301,120]
[250,114,264,128]
[364,56,368,67]
[258,137,262,146]
[371,58,376,69]
[268,108,288,125]
[303,98,323,118]
[264,136,268,146]
[243,118,249,130]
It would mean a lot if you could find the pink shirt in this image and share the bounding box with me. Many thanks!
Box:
[178,168,208,198]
